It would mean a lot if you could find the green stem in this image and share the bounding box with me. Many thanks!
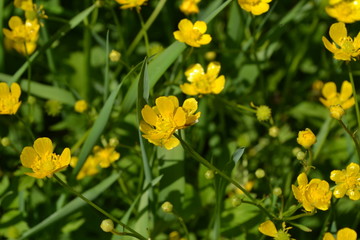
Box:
[127,0,167,56]
[283,212,315,221]
[348,63,360,133]
[53,174,147,240]
[14,115,35,141]
[136,7,150,57]
[305,149,313,174]
[339,119,360,162]
[173,211,189,240]
[174,133,275,219]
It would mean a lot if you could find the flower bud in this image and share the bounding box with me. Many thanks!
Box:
[273,187,282,196]
[45,100,62,117]
[161,201,173,213]
[255,168,265,178]
[269,126,279,137]
[205,51,217,61]
[1,137,10,147]
[297,128,316,149]
[231,196,242,207]
[329,104,345,120]
[100,219,114,232]
[296,151,306,161]
[27,96,36,105]
[256,105,272,122]
[109,137,119,147]
[109,50,121,62]
[74,100,88,113]
[204,170,215,179]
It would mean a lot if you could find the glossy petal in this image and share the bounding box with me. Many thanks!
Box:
[330,22,347,46]
[337,228,357,240]
[340,81,353,102]
[20,146,38,168]
[346,162,359,175]
[322,82,337,99]
[193,21,207,34]
[198,34,212,45]
[185,64,204,82]
[322,36,337,53]
[10,83,21,99]
[164,136,180,150]
[323,232,335,240]
[212,76,225,94]
[33,137,53,156]
[156,96,175,119]
[183,98,198,114]
[258,220,277,237]
[173,107,187,127]
[180,83,198,95]
[9,16,23,29]
[178,19,193,32]
[207,62,221,77]
[142,105,158,126]
[59,148,71,167]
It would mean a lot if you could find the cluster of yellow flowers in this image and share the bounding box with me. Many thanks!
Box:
[71,144,120,180]
[3,0,42,55]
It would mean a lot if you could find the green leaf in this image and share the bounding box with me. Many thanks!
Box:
[232,147,245,165]
[18,173,120,240]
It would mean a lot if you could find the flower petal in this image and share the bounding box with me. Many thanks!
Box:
[156,96,175,119]
[340,81,353,102]
[180,83,198,95]
[329,22,347,47]
[258,220,277,237]
[337,228,357,240]
[198,34,212,45]
[10,82,21,99]
[185,64,204,83]
[322,82,337,99]
[9,16,23,29]
[178,19,193,32]
[173,107,186,127]
[164,136,180,150]
[59,147,71,168]
[20,146,38,168]
[183,98,198,115]
[206,62,221,78]
[193,21,207,33]
[211,76,225,94]
[33,137,53,156]
[323,232,336,240]
[297,172,308,186]
[142,105,158,126]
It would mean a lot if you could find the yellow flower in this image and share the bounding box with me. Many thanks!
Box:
[237,0,272,15]
[14,0,34,11]
[320,81,355,110]
[323,227,357,240]
[71,156,100,180]
[179,0,201,15]
[326,0,360,23]
[92,145,120,168]
[322,22,360,61]
[0,82,21,115]
[74,100,88,113]
[114,0,147,9]
[330,162,360,200]
[2,16,40,55]
[256,105,272,122]
[109,50,121,62]
[180,62,225,96]
[292,173,332,212]
[329,104,345,120]
[173,19,212,47]
[258,220,294,240]
[297,128,316,149]
[20,137,71,179]
[140,96,200,150]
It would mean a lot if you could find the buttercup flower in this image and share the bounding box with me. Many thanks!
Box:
[330,162,360,200]
[71,145,120,180]
[237,0,272,15]
[20,137,71,178]
[180,62,225,96]
[0,82,21,115]
[322,22,360,61]
[297,128,316,149]
[326,0,360,23]
[114,0,147,9]
[3,16,40,55]
[140,96,200,149]
[173,19,212,47]
[74,100,88,113]
[180,0,201,15]
[292,173,332,212]
[329,104,345,120]
[323,227,357,240]
[320,81,355,110]
[258,220,294,240]
[14,0,34,11]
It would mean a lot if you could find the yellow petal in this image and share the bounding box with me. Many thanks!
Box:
[142,105,158,126]
[207,62,221,78]
[193,21,207,34]
[329,22,347,46]
[164,136,180,150]
[33,137,53,156]
[339,81,353,102]
[59,148,71,167]
[333,184,346,198]
[140,120,154,134]
[297,172,308,186]
[337,227,357,240]
[173,107,186,127]
[348,189,360,200]
[198,34,212,45]
[168,96,179,108]
[0,82,10,96]
[156,96,175,118]
[25,171,48,179]
[341,98,355,109]
[10,82,21,99]
[180,83,199,96]
[173,31,184,42]
[9,16,23,29]
[322,82,337,99]
[346,162,360,176]
[2,29,13,39]
[178,19,193,32]
[322,36,337,53]
[251,3,269,15]
[211,76,225,94]
[185,64,204,83]
[258,220,277,237]
[183,98,198,114]
[20,146,38,168]
[323,232,336,240]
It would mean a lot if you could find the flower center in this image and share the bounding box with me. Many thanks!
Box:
[340,37,356,54]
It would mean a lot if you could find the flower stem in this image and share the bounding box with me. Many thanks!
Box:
[338,119,360,162]
[174,133,275,219]
[348,63,360,133]
[53,174,147,240]
[136,7,150,57]
[173,211,189,240]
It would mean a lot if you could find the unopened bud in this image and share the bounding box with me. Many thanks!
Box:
[161,201,173,213]
[204,170,215,179]
[273,187,282,196]
[269,126,279,138]
[255,168,265,179]
[296,151,306,161]
[329,105,345,120]
[100,219,114,232]
[256,105,272,122]
[231,196,242,207]
[1,137,10,147]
